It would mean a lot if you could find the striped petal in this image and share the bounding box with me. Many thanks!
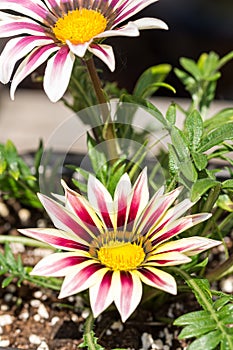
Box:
[89,270,114,318]
[145,251,191,266]
[151,213,212,246]
[30,252,90,276]
[59,261,106,298]
[88,43,115,72]
[0,0,49,22]
[18,228,89,251]
[113,0,159,27]
[62,181,104,234]
[113,270,143,322]
[133,17,168,30]
[44,46,75,102]
[127,167,149,228]
[154,237,221,256]
[114,173,132,228]
[138,266,177,294]
[10,44,59,100]
[0,17,46,38]
[96,21,139,39]
[0,36,53,84]
[88,174,115,228]
[136,187,182,235]
[38,194,97,244]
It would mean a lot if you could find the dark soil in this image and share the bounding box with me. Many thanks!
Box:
[0,198,231,350]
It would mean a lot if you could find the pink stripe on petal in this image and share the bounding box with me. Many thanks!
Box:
[113,271,142,322]
[138,267,177,294]
[113,0,158,27]
[19,228,89,251]
[10,44,59,99]
[44,46,75,102]
[90,270,113,317]
[0,0,49,22]
[31,254,89,276]
[127,168,149,227]
[88,175,114,228]
[0,36,53,84]
[151,214,211,246]
[59,263,104,298]
[89,43,115,72]
[0,20,46,37]
[38,194,95,243]
[114,173,131,228]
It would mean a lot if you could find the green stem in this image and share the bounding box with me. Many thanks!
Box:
[85,57,119,162]
[0,235,52,249]
[206,254,233,281]
[82,311,99,350]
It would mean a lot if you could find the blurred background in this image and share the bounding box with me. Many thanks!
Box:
[101,0,233,100]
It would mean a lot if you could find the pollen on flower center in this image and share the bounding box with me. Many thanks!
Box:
[52,9,107,45]
[98,242,145,271]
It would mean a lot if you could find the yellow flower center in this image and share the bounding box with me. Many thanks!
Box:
[53,9,107,44]
[98,242,145,271]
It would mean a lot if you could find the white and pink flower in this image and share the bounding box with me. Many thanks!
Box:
[0,0,168,102]
[19,169,220,322]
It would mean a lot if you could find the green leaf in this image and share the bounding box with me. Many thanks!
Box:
[217,195,233,212]
[174,310,212,326]
[166,103,176,125]
[198,123,233,152]
[179,322,216,339]
[188,330,221,350]
[133,64,172,97]
[185,110,203,151]
[203,108,233,133]
[191,179,220,202]
[192,152,208,171]
[222,179,233,189]
[180,57,202,80]
[2,276,15,288]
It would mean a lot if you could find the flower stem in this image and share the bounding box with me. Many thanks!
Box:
[0,235,52,249]
[206,254,233,282]
[85,57,119,162]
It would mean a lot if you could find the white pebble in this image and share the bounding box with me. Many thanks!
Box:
[38,304,49,319]
[81,309,90,319]
[0,314,13,326]
[34,290,43,299]
[71,314,79,322]
[1,304,9,311]
[37,340,49,350]
[0,339,10,347]
[106,329,112,335]
[29,334,42,345]
[220,276,233,293]
[110,320,123,332]
[19,311,29,320]
[18,208,31,223]
[33,314,41,322]
[50,316,60,326]
[9,242,25,254]
[141,332,154,350]
[153,339,164,350]
[0,202,9,217]
[30,299,41,308]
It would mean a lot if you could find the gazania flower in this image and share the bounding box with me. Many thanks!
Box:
[0,0,168,102]
[19,169,220,322]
